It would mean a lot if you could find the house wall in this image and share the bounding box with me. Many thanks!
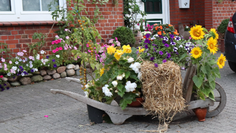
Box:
[212,0,236,29]
[0,0,124,58]
[169,0,205,30]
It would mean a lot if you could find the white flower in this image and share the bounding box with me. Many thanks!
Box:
[29,61,33,64]
[15,61,19,65]
[66,36,69,39]
[19,58,22,62]
[40,50,46,54]
[138,72,142,80]
[129,62,141,74]
[7,73,11,76]
[84,91,89,97]
[56,55,60,58]
[21,73,25,76]
[179,44,183,48]
[117,75,124,80]
[30,64,33,68]
[11,66,17,71]
[36,54,40,60]
[112,81,118,87]
[22,59,26,63]
[102,85,113,97]
[26,64,28,67]
[127,57,134,63]
[29,56,34,60]
[122,73,125,77]
[55,35,59,38]
[34,68,38,72]
[125,81,137,92]
[85,84,89,89]
[1,58,5,62]
[17,52,24,56]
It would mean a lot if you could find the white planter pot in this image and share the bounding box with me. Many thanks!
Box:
[179,0,190,8]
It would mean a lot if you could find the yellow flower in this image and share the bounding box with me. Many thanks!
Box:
[207,37,218,54]
[210,28,219,40]
[100,68,105,76]
[138,47,144,53]
[107,46,116,55]
[122,45,132,53]
[189,25,205,40]
[190,47,202,59]
[217,54,226,69]
[114,50,123,61]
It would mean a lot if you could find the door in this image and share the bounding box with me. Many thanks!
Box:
[137,0,170,25]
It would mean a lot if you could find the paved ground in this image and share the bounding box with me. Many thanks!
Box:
[1,52,236,133]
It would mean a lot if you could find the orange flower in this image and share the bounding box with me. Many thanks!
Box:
[163,31,166,34]
[160,26,163,29]
[154,23,157,26]
[158,31,162,35]
[143,36,146,38]
[168,24,172,27]
[174,29,179,35]
[155,26,159,30]
[149,38,151,40]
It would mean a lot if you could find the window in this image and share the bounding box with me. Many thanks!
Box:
[145,0,162,14]
[0,0,66,21]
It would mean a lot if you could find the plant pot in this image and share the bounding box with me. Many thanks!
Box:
[87,105,105,123]
[218,38,225,52]
[194,108,207,122]
[128,97,144,107]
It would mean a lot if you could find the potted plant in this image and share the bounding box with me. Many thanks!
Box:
[189,25,226,121]
[217,18,229,52]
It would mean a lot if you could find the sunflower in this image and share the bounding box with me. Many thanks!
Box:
[210,28,219,40]
[189,25,205,40]
[207,37,218,54]
[217,54,226,69]
[190,47,202,59]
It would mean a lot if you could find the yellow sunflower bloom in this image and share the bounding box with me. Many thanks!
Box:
[210,28,219,40]
[207,37,218,54]
[107,46,116,55]
[114,50,124,61]
[138,47,144,53]
[217,54,226,69]
[122,45,132,53]
[189,25,205,40]
[100,68,105,76]
[190,47,202,59]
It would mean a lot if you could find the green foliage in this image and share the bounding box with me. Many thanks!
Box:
[0,43,12,60]
[27,33,47,55]
[123,0,146,32]
[111,26,135,46]
[217,18,229,34]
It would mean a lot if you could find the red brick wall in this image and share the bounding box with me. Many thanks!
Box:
[0,22,59,58]
[0,0,124,57]
[212,0,236,29]
[170,0,205,30]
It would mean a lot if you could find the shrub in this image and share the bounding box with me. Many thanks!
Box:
[217,18,229,34]
[111,26,135,47]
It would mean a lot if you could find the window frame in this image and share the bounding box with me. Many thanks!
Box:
[0,0,66,22]
[144,0,162,14]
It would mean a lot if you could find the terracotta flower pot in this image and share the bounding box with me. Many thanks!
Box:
[128,97,144,107]
[194,108,208,122]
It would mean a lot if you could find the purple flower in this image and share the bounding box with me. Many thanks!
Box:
[53,64,57,68]
[159,51,163,55]
[154,63,158,68]
[152,44,157,46]
[159,35,163,38]
[46,56,49,59]
[169,34,174,39]
[175,36,181,41]
[23,71,28,75]
[170,42,176,45]
[144,39,150,44]
[150,57,154,61]
[145,33,151,38]
[52,59,55,62]
[164,44,169,47]
[6,87,9,90]
[153,48,156,52]
[162,40,167,44]
[176,52,179,55]
[166,53,171,59]
[30,69,34,72]
[145,44,149,49]
[163,37,168,41]
[163,59,167,63]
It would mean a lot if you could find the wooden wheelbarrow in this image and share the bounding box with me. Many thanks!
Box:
[50,65,226,124]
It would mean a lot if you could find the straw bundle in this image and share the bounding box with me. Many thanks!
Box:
[141,61,186,132]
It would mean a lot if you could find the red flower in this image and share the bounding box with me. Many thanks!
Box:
[0,75,3,78]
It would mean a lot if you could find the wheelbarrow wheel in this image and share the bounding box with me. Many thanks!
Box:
[206,82,226,118]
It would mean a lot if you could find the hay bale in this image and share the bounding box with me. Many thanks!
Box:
[141,61,186,123]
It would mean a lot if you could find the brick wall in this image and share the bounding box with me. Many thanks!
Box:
[0,0,124,57]
[170,0,205,30]
[212,0,236,29]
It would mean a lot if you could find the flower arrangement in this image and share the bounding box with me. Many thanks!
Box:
[189,25,226,100]
[83,42,144,110]
[140,24,192,68]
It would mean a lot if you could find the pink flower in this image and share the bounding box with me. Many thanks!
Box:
[23,50,27,52]
[52,50,57,53]
[111,44,115,46]
[116,41,120,46]
[74,47,77,50]
[17,52,24,56]
[1,58,5,62]
[88,50,91,53]
[55,35,59,38]
[189,37,192,39]
[58,47,63,50]
[64,46,68,50]
[108,39,114,43]
[9,61,12,64]
[115,37,118,41]
[56,48,59,51]
[52,41,55,45]
[0,75,3,78]
[94,47,96,49]
[137,23,139,26]
[10,69,15,74]
[29,56,34,60]
[86,44,89,47]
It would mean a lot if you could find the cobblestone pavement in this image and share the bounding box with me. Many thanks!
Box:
[1,52,236,133]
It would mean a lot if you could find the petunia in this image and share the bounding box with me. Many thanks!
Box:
[145,33,151,38]
[145,44,149,49]
[144,39,150,44]
[154,63,158,68]
[159,51,163,55]
[150,57,154,61]
[169,34,174,39]
[53,64,57,68]
[163,59,167,63]
[164,44,169,47]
